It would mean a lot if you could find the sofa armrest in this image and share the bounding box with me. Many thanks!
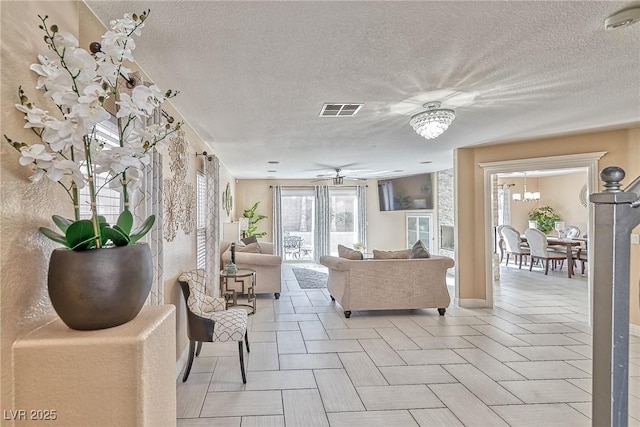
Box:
[258,242,274,254]
[319,256,351,271]
[222,251,282,267]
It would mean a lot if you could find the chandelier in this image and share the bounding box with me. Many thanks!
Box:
[409,101,456,140]
[512,173,540,202]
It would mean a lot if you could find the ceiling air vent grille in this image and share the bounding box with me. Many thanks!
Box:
[319,103,363,117]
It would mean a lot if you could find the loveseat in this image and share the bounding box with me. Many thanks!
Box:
[220,241,282,299]
[319,255,454,318]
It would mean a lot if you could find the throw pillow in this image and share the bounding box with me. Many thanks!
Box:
[237,242,262,253]
[410,240,431,258]
[241,235,258,245]
[372,249,411,259]
[338,244,363,260]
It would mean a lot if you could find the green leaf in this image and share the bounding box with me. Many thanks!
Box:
[51,215,73,233]
[39,227,68,246]
[70,235,98,251]
[66,220,97,250]
[97,215,109,224]
[103,225,130,247]
[129,215,155,244]
[116,210,133,235]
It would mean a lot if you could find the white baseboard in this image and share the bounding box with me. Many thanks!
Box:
[630,323,640,337]
[456,298,491,309]
[176,344,189,379]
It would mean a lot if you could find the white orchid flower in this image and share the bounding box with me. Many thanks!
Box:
[94,146,143,175]
[110,14,144,36]
[68,102,111,127]
[109,166,142,193]
[44,158,79,182]
[53,31,79,48]
[15,104,49,129]
[18,144,55,166]
[132,85,159,114]
[28,167,47,183]
[115,93,143,119]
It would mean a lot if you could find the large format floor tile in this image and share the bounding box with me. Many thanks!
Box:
[176,263,637,426]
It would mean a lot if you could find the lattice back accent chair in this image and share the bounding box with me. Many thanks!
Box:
[178,269,250,383]
[501,226,530,269]
[524,228,566,275]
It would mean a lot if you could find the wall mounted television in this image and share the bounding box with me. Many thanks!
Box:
[378,173,434,211]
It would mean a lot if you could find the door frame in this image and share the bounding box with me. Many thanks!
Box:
[478,151,606,323]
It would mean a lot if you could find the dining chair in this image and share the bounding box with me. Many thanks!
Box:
[564,226,581,238]
[178,269,250,383]
[573,240,588,275]
[501,226,529,269]
[525,228,566,275]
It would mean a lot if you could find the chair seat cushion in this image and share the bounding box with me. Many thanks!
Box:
[212,309,248,342]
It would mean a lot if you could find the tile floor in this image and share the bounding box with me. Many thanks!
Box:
[176,262,640,426]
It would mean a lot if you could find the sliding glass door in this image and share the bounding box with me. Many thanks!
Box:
[328,188,359,256]
[279,186,364,261]
[280,188,315,261]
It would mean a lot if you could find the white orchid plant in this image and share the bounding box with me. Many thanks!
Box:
[5,10,182,251]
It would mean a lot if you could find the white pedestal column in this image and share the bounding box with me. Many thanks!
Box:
[13,305,176,427]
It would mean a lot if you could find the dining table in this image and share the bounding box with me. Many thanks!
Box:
[521,235,585,278]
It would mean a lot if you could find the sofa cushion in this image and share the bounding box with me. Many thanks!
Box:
[372,249,411,259]
[410,240,431,259]
[241,235,258,245]
[237,242,262,253]
[338,244,363,260]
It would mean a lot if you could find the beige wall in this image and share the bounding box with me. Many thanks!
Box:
[0,2,218,411]
[500,172,588,234]
[235,179,438,252]
[456,128,640,323]
[1,1,80,412]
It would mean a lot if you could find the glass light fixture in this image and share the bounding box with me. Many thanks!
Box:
[512,173,541,202]
[409,101,456,140]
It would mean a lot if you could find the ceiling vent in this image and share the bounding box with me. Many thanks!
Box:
[319,103,363,117]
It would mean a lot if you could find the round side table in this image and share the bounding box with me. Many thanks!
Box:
[220,268,256,314]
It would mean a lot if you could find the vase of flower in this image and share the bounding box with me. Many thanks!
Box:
[48,243,152,330]
[5,11,181,330]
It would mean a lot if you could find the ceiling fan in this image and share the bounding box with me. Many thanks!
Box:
[312,168,368,185]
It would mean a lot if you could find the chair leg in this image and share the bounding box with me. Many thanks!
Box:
[505,254,510,266]
[518,255,523,269]
[195,341,203,357]
[529,257,534,271]
[245,330,250,353]
[581,260,586,275]
[545,259,550,275]
[238,340,247,384]
[182,340,196,382]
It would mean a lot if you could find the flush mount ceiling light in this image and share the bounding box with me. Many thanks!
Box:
[605,7,640,29]
[409,101,456,140]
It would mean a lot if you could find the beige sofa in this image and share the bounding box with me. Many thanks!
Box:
[319,255,454,318]
[221,241,282,299]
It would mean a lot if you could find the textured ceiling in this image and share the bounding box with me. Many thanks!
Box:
[84,1,640,180]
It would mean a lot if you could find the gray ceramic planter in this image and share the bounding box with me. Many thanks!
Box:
[47,243,153,330]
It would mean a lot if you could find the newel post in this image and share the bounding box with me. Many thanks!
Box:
[591,166,640,427]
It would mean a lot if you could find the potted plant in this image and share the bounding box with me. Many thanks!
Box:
[528,206,560,234]
[242,202,267,238]
[5,11,181,330]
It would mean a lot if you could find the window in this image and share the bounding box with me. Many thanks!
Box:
[78,118,122,225]
[196,171,206,269]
